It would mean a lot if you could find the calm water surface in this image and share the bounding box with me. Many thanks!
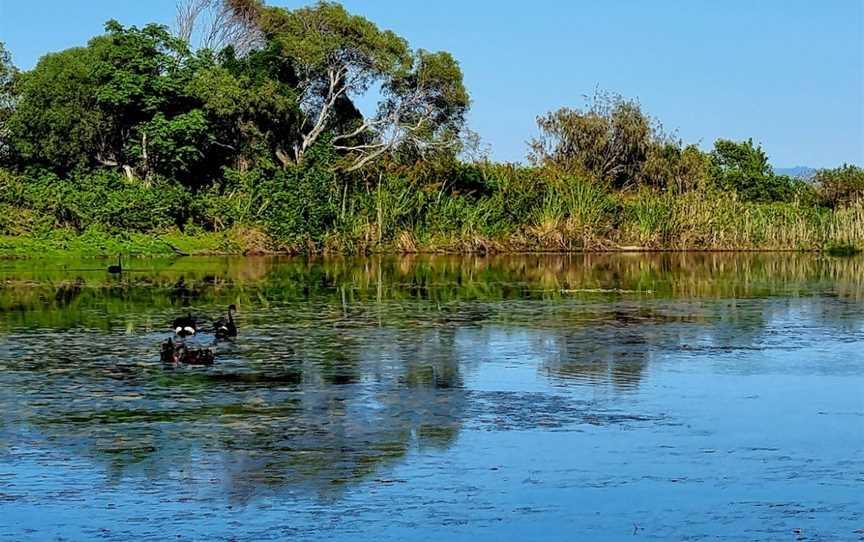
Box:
[0,254,862,541]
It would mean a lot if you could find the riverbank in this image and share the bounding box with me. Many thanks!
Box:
[1,217,861,259]
[0,230,240,258]
[4,163,863,260]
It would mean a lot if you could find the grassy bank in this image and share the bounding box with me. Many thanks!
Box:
[0,229,244,258]
[1,187,861,259]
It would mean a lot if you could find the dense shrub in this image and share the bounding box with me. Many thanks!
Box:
[0,168,189,233]
[641,143,710,193]
[708,139,798,203]
[261,167,340,246]
[815,164,864,208]
[529,92,653,188]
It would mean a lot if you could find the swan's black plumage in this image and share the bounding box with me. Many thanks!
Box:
[160,338,214,365]
[160,338,178,363]
[214,304,238,339]
[107,254,122,274]
[172,313,197,337]
[179,347,215,366]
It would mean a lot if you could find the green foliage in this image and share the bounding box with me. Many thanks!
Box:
[140,110,212,181]
[92,20,191,116]
[92,21,222,181]
[0,42,14,105]
[529,92,653,188]
[0,228,235,258]
[256,145,340,247]
[5,1,467,179]
[9,21,237,183]
[261,1,411,81]
[624,190,677,245]
[641,143,710,193]
[192,43,302,170]
[0,4,860,256]
[0,42,17,162]
[257,0,411,168]
[381,49,470,160]
[246,1,467,170]
[0,168,188,234]
[815,164,864,208]
[708,139,797,202]
[7,46,106,172]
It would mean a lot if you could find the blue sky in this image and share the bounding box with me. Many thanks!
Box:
[1,0,862,167]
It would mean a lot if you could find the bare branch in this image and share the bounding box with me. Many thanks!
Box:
[295,64,350,163]
[333,142,389,152]
[174,0,263,55]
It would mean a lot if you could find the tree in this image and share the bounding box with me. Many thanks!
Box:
[529,91,653,188]
[0,42,19,163]
[815,164,864,208]
[335,49,469,171]
[709,139,793,202]
[7,21,229,183]
[231,1,469,170]
[7,46,107,173]
[641,142,710,193]
[189,43,303,170]
[90,20,203,180]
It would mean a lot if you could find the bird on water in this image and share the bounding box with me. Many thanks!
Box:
[214,304,238,339]
[161,338,214,366]
[107,254,122,274]
[172,313,197,337]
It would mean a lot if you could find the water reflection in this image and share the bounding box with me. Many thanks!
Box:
[1,252,862,330]
[0,253,862,540]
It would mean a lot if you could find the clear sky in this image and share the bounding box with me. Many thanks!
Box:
[1,0,862,167]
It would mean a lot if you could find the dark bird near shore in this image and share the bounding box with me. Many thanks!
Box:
[161,338,179,364]
[160,338,215,366]
[172,313,197,337]
[214,304,238,339]
[107,254,122,274]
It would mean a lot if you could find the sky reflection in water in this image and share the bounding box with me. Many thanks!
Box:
[0,253,862,541]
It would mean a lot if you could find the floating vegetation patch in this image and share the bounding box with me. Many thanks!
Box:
[467,391,658,431]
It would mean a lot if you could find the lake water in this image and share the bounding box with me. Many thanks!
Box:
[0,254,861,541]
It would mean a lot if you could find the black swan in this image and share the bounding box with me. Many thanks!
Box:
[214,304,238,339]
[160,338,178,364]
[107,254,122,274]
[160,338,215,366]
[172,313,197,337]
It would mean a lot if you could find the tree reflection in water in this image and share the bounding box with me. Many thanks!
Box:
[0,252,861,503]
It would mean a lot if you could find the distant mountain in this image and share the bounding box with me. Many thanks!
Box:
[774,166,817,180]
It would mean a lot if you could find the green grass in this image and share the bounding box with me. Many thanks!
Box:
[2,177,863,258]
[0,228,240,258]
